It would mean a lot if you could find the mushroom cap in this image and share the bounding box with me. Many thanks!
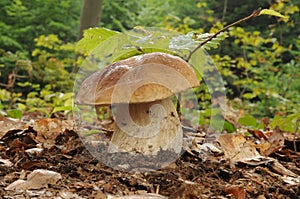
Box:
[75,52,199,105]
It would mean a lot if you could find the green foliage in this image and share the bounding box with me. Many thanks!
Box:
[213,24,300,116]
[75,27,211,69]
[0,33,76,116]
[103,0,300,119]
[0,0,80,53]
[101,1,172,31]
[237,111,300,133]
[0,0,299,127]
[7,109,22,119]
[0,0,80,117]
[238,115,257,127]
[31,34,75,92]
[76,28,120,54]
[259,9,289,20]
[270,112,300,133]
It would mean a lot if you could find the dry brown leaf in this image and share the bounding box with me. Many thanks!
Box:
[218,134,262,163]
[59,190,85,199]
[271,161,298,178]
[5,169,62,190]
[281,176,300,185]
[225,186,246,199]
[247,129,268,140]
[33,118,62,144]
[0,158,13,167]
[1,127,37,153]
[256,195,266,199]
[107,193,167,199]
[21,160,48,170]
[0,116,25,139]
[169,180,203,199]
[33,118,73,144]
[260,126,285,156]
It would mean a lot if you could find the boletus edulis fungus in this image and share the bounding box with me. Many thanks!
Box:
[75,52,199,155]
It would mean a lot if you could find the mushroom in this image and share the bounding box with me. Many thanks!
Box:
[75,52,199,155]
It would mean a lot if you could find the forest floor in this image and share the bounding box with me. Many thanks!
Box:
[0,114,299,199]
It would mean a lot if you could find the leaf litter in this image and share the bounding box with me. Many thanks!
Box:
[0,114,299,198]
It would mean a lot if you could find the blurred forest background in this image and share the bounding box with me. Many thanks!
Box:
[0,0,299,130]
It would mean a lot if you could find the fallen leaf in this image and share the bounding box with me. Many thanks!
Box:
[107,193,167,199]
[218,134,262,164]
[21,160,48,170]
[33,118,62,144]
[59,190,86,199]
[247,129,268,140]
[0,116,25,139]
[169,180,203,199]
[271,161,298,178]
[260,126,285,156]
[281,176,300,186]
[187,141,223,160]
[25,147,43,155]
[5,169,62,190]
[225,185,245,199]
[257,195,266,199]
[0,158,13,167]
[1,126,37,148]
[32,118,73,145]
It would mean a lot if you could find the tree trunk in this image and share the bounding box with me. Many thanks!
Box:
[77,0,103,40]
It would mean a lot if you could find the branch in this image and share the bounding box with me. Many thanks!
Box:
[13,74,28,78]
[0,83,9,87]
[186,8,262,62]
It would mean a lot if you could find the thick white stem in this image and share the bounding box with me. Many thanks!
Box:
[108,98,183,155]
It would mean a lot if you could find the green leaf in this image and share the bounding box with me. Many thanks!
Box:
[243,93,256,99]
[17,82,31,87]
[170,32,199,50]
[238,115,257,128]
[112,48,176,63]
[28,108,50,117]
[52,106,73,113]
[76,28,120,54]
[84,129,104,136]
[259,9,289,20]
[78,27,181,70]
[17,103,26,111]
[7,109,22,119]
[223,121,236,133]
[270,114,299,132]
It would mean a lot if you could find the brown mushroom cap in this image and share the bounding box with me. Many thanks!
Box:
[75,52,199,105]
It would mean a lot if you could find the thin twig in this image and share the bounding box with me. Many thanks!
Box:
[12,74,28,78]
[186,8,262,62]
[222,0,228,21]
[0,83,9,87]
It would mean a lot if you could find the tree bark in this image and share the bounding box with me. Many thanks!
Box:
[77,0,103,40]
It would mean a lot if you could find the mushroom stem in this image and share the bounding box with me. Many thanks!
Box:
[108,97,183,155]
